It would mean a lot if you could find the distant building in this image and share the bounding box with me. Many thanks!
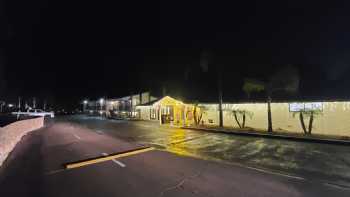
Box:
[85,92,157,118]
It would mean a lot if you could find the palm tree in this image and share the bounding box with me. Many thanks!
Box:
[231,109,253,128]
[192,102,208,125]
[242,65,299,132]
[292,109,322,135]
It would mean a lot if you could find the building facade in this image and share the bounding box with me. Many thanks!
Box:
[84,92,157,118]
[136,96,197,126]
[105,92,158,119]
[136,96,350,137]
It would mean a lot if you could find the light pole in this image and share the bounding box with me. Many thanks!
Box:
[17,97,21,119]
[33,97,36,109]
[0,101,4,113]
[18,97,21,111]
[83,100,88,112]
[99,98,104,116]
[43,100,47,111]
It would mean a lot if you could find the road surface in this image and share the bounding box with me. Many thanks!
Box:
[68,115,350,186]
[1,115,350,196]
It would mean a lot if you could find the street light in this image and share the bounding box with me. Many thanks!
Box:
[99,98,104,104]
[99,98,104,116]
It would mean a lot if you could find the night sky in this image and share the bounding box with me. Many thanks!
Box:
[2,0,350,109]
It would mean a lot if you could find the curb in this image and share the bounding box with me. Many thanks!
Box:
[182,127,350,146]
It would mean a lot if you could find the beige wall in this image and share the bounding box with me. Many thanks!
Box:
[202,101,350,137]
[137,99,350,137]
[266,102,350,136]
[198,104,220,126]
[0,117,44,167]
[221,103,268,130]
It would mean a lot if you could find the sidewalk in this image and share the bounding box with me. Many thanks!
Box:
[181,126,350,145]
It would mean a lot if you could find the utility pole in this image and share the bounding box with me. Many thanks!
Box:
[17,97,21,119]
[18,97,21,110]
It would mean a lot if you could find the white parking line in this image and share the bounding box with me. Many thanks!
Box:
[96,130,104,135]
[45,169,65,175]
[73,134,81,140]
[245,166,305,181]
[323,183,350,191]
[101,153,126,168]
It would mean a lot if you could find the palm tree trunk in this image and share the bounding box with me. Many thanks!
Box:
[299,112,307,134]
[218,71,224,127]
[267,96,273,132]
[242,112,246,128]
[193,106,198,125]
[233,111,242,128]
[308,111,314,134]
[198,113,203,125]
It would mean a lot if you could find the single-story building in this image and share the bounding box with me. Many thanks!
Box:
[136,96,202,126]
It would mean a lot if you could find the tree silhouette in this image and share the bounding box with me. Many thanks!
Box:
[242,65,299,132]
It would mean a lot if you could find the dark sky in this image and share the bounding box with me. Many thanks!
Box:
[2,0,350,109]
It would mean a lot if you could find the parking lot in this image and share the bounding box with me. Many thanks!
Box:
[1,115,350,197]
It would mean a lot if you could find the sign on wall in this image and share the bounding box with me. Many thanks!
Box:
[289,103,304,112]
[289,102,323,112]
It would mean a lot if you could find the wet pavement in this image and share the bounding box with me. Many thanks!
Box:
[64,115,350,187]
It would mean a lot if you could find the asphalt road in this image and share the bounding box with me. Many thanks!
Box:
[1,115,350,197]
[67,115,350,186]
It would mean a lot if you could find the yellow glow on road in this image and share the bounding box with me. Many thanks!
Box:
[166,129,190,156]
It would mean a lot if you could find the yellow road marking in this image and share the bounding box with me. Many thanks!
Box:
[64,147,155,169]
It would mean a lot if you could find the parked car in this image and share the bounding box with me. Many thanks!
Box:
[12,109,55,118]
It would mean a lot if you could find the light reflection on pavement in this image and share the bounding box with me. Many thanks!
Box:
[166,128,191,156]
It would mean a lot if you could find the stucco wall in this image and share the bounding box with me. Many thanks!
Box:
[198,104,220,125]
[221,103,268,130]
[0,117,44,167]
[319,102,349,136]
[137,99,350,137]
[202,101,350,137]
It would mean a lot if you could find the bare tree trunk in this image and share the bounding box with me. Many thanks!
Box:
[267,96,273,132]
[299,112,307,134]
[233,111,242,128]
[308,111,314,134]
